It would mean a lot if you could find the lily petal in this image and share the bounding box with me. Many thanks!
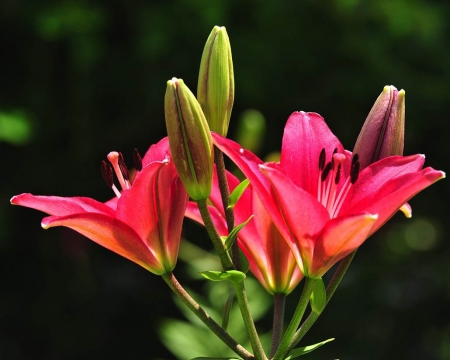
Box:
[42,213,165,274]
[260,165,330,273]
[11,193,115,217]
[310,213,378,278]
[279,112,345,195]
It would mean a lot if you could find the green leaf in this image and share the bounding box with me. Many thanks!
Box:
[200,270,246,284]
[284,338,335,359]
[224,215,253,250]
[238,249,250,274]
[310,278,326,314]
[228,179,250,209]
[191,358,242,360]
[221,288,235,331]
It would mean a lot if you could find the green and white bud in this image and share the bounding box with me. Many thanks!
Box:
[165,77,213,200]
[197,26,234,137]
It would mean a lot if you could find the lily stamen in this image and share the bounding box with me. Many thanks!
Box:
[318,150,359,219]
[107,151,131,190]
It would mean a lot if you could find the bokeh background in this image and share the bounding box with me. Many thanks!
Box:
[2,0,449,359]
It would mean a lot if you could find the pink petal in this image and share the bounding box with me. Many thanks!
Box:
[351,167,445,233]
[279,112,345,196]
[116,161,188,270]
[42,213,166,274]
[141,137,170,166]
[11,193,115,217]
[261,165,330,274]
[309,213,377,278]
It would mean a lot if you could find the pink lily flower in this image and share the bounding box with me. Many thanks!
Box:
[11,138,188,275]
[186,169,303,294]
[212,112,445,278]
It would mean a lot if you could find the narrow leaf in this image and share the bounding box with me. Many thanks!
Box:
[310,278,326,314]
[228,178,250,209]
[222,288,235,331]
[284,338,335,359]
[200,270,246,284]
[224,215,253,250]
[191,358,242,360]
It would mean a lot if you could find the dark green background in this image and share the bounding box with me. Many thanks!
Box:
[2,0,449,359]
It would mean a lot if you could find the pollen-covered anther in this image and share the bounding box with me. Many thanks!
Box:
[133,148,143,172]
[317,150,354,218]
[350,154,361,184]
[101,160,121,198]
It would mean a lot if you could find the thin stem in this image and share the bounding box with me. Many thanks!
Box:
[272,278,317,360]
[286,250,357,353]
[197,199,267,359]
[197,198,235,270]
[214,146,241,270]
[234,281,268,360]
[161,272,254,360]
[270,293,286,358]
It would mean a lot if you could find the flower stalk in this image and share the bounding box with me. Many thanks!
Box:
[161,272,254,360]
[196,199,267,360]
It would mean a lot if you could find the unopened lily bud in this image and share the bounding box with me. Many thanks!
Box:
[165,77,213,200]
[353,85,405,169]
[197,26,234,137]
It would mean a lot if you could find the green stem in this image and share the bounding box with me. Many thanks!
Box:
[286,250,357,353]
[161,272,254,360]
[233,281,268,360]
[197,199,267,359]
[214,146,241,270]
[270,293,286,358]
[197,199,235,270]
[272,278,317,360]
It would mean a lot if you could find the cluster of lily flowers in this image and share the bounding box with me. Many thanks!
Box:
[11,26,444,360]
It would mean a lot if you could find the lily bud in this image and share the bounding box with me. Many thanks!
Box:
[164,77,214,200]
[353,85,405,169]
[197,26,234,137]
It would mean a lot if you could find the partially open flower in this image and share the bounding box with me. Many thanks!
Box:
[165,77,214,200]
[353,85,405,169]
[197,26,234,137]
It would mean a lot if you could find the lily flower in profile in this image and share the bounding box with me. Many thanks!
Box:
[213,112,444,278]
[186,169,303,294]
[11,138,188,275]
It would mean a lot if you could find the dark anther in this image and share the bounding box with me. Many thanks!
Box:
[350,160,360,184]
[351,153,359,165]
[133,148,143,171]
[117,152,130,180]
[321,162,332,182]
[333,148,338,154]
[101,161,113,188]
[319,148,326,171]
[335,164,341,184]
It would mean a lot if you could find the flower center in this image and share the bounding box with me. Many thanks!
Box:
[101,149,143,198]
[317,148,360,218]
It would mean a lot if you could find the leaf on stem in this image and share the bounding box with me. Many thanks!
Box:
[224,215,253,250]
[284,338,335,359]
[200,270,246,284]
[221,288,235,331]
[227,179,250,209]
[309,278,326,314]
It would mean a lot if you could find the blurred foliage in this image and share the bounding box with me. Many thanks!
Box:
[2,0,449,359]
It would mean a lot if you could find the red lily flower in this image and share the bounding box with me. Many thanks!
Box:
[213,112,445,278]
[186,169,303,294]
[11,138,188,275]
